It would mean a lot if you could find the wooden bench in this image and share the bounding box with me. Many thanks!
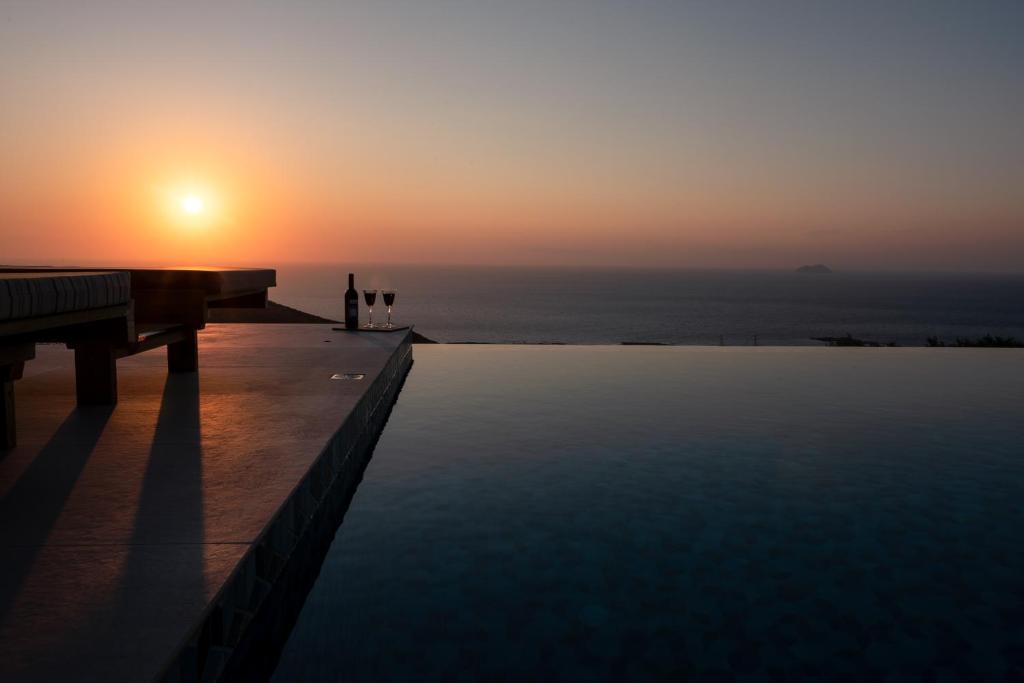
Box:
[21,266,277,372]
[0,267,276,448]
[1,271,133,448]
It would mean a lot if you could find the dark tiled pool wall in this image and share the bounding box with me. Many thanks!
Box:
[158,339,413,683]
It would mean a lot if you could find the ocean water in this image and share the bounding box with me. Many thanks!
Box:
[271,346,1024,680]
[272,264,1024,345]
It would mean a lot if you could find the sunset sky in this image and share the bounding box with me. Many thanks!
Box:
[2,1,1022,271]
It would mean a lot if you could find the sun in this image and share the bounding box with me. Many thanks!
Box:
[180,194,204,215]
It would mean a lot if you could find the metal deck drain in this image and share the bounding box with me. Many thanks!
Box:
[330,373,365,380]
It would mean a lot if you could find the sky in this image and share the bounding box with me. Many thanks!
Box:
[1,1,1023,271]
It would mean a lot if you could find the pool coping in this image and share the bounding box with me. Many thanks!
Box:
[157,334,413,681]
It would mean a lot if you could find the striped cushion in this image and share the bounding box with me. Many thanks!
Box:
[0,272,130,321]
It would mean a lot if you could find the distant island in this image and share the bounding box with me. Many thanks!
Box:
[796,264,832,273]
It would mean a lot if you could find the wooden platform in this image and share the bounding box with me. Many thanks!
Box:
[0,271,130,322]
[0,266,277,328]
[1,272,135,448]
[1,267,277,448]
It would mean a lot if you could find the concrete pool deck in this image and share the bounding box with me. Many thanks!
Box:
[0,324,412,681]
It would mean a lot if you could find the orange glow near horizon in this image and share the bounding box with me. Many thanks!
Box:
[1,117,1023,271]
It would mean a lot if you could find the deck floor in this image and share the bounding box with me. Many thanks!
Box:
[0,324,410,681]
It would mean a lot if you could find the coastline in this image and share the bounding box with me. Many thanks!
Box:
[215,301,1020,348]
[212,301,438,344]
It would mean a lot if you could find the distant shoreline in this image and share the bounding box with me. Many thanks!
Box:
[209,300,337,324]
[213,301,1021,348]
[210,301,438,343]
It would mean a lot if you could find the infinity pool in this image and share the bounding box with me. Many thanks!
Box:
[272,346,1024,680]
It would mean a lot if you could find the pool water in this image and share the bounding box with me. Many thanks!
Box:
[272,346,1024,681]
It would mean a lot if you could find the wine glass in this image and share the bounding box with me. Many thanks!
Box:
[363,289,378,328]
[382,290,396,328]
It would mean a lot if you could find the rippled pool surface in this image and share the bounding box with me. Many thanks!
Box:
[273,346,1024,681]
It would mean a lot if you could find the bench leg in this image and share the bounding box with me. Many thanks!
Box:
[1,359,28,450]
[1,378,14,449]
[168,328,199,373]
[75,345,118,405]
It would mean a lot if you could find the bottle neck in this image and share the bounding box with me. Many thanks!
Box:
[348,273,355,288]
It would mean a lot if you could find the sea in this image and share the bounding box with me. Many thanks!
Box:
[271,264,1024,346]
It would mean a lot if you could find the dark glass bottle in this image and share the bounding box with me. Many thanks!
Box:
[344,273,359,328]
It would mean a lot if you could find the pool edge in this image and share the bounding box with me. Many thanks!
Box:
[157,333,414,682]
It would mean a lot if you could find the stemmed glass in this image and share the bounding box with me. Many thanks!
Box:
[382,290,397,328]
[363,289,378,328]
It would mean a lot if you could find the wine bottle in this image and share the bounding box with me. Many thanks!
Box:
[344,273,359,329]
